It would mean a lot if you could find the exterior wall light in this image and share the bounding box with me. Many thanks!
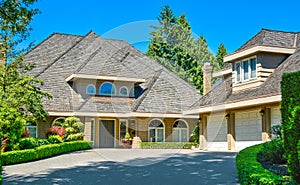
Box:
[225,113,230,120]
[259,109,265,116]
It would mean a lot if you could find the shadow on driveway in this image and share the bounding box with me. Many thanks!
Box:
[3,150,239,185]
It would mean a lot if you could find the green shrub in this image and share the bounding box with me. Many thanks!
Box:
[257,140,287,165]
[65,133,83,141]
[281,71,300,184]
[47,135,63,144]
[0,141,92,166]
[236,144,288,185]
[140,142,198,149]
[36,139,50,146]
[190,125,199,143]
[19,138,39,150]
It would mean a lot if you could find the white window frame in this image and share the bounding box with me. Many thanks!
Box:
[148,119,165,142]
[99,82,117,96]
[119,86,129,96]
[235,56,257,83]
[172,120,189,142]
[86,84,96,95]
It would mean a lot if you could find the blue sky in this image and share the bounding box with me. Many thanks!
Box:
[26,0,300,54]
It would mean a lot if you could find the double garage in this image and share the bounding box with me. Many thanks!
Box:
[205,108,281,151]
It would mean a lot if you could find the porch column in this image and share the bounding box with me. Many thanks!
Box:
[199,114,207,150]
[262,108,271,142]
[227,113,236,151]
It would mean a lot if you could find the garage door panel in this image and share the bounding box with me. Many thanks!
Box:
[236,111,262,141]
[206,115,227,151]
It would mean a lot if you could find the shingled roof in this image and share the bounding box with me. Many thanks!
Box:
[234,29,299,53]
[25,31,200,114]
[190,37,300,110]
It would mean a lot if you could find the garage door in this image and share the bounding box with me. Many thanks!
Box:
[207,114,227,151]
[235,110,262,151]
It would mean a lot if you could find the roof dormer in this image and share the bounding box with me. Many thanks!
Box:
[224,29,298,93]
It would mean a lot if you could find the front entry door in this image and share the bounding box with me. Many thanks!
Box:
[99,120,115,148]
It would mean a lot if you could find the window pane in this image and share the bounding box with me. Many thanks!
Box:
[236,63,241,82]
[157,129,164,142]
[120,121,127,141]
[181,129,188,142]
[27,127,37,138]
[119,87,128,96]
[87,85,96,94]
[250,58,257,78]
[173,129,180,142]
[149,129,155,142]
[100,82,116,95]
[243,61,249,80]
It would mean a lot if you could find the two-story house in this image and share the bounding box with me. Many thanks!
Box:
[24,31,200,148]
[185,29,300,151]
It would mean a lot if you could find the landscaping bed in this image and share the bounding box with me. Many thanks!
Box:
[236,144,290,185]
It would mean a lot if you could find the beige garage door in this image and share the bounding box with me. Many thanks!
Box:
[235,110,262,151]
[207,114,227,151]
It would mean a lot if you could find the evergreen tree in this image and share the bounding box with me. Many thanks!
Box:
[147,5,217,94]
[216,43,227,69]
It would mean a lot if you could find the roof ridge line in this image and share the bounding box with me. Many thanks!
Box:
[132,69,163,111]
[293,34,298,48]
[34,32,90,78]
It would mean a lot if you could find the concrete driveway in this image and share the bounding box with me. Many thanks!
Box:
[3,149,239,185]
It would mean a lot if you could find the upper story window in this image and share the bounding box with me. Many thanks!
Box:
[99,82,116,95]
[119,86,129,96]
[235,57,257,83]
[86,84,96,95]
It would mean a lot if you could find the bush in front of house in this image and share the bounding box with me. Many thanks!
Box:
[236,144,288,185]
[281,71,300,184]
[0,141,92,166]
[140,142,198,149]
[47,135,63,144]
[63,117,84,142]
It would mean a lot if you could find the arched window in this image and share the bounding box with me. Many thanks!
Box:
[173,120,188,142]
[86,84,96,95]
[25,122,38,138]
[148,119,165,142]
[99,82,116,95]
[119,86,128,96]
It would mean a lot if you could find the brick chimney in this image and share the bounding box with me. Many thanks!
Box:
[202,61,213,95]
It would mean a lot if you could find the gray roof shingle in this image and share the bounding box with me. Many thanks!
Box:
[234,29,299,53]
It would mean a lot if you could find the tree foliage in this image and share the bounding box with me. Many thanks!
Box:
[0,0,51,152]
[147,5,218,94]
[216,43,227,69]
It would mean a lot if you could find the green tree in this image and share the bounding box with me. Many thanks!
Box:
[215,43,227,69]
[147,5,217,94]
[0,0,51,151]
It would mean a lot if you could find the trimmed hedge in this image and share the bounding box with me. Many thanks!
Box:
[281,70,300,184]
[140,142,198,149]
[236,144,288,185]
[0,141,92,166]
[0,160,2,185]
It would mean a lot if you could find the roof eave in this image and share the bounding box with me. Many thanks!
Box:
[224,46,296,63]
[183,94,281,115]
[66,73,146,83]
